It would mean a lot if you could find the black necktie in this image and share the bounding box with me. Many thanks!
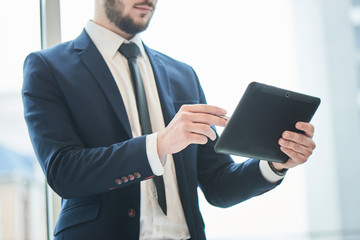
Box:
[119,42,167,215]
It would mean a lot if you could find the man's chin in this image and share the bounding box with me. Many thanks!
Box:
[133,15,153,25]
[128,20,151,33]
[113,13,153,35]
[122,24,149,35]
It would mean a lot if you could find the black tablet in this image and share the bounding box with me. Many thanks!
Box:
[214,82,321,163]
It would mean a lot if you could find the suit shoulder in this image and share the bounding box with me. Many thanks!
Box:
[145,47,194,70]
[27,40,75,60]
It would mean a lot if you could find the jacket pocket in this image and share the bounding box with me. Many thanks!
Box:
[54,201,101,236]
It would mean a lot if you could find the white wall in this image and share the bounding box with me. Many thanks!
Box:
[292,0,360,239]
[142,1,309,239]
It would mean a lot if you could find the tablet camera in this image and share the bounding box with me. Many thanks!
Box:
[285,92,290,98]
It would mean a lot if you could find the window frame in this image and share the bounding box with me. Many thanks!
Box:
[39,1,62,240]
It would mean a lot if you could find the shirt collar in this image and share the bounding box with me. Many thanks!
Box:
[85,20,146,59]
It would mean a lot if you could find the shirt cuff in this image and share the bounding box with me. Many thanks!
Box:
[259,160,284,183]
[146,133,164,176]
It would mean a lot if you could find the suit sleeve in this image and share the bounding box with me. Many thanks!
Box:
[192,69,280,208]
[22,52,155,199]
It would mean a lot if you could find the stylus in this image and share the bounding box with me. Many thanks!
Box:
[219,115,230,120]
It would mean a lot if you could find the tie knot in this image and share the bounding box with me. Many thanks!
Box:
[119,42,140,59]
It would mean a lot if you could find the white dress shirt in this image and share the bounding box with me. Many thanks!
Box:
[85,20,284,240]
[85,21,190,240]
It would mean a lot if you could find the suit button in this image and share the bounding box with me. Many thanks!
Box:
[128,208,136,218]
[128,174,135,181]
[122,176,128,183]
[134,172,141,179]
[115,179,122,185]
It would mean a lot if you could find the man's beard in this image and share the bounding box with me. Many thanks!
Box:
[104,0,154,35]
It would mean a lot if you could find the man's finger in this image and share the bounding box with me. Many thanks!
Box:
[282,131,316,149]
[186,122,217,141]
[180,104,227,117]
[280,146,308,165]
[185,112,227,127]
[279,138,314,157]
[295,122,314,138]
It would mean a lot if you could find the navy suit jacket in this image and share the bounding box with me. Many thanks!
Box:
[22,30,278,240]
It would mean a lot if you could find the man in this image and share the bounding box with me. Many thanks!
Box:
[22,0,316,239]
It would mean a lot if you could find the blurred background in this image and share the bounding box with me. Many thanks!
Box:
[0,0,359,239]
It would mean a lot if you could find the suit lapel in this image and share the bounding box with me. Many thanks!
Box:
[74,30,132,138]
[144,46,175,126]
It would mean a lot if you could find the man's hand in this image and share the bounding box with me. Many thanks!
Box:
[157,104,228,159]
[273,122,316,170]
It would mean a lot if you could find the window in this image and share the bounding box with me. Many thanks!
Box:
[60,0,95,42]
[0,1,46,240]
[353,0,360,7]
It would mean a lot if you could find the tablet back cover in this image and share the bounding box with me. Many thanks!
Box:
[214,82,320,163]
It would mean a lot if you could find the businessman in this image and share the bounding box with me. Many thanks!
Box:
[22,0,316,239]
